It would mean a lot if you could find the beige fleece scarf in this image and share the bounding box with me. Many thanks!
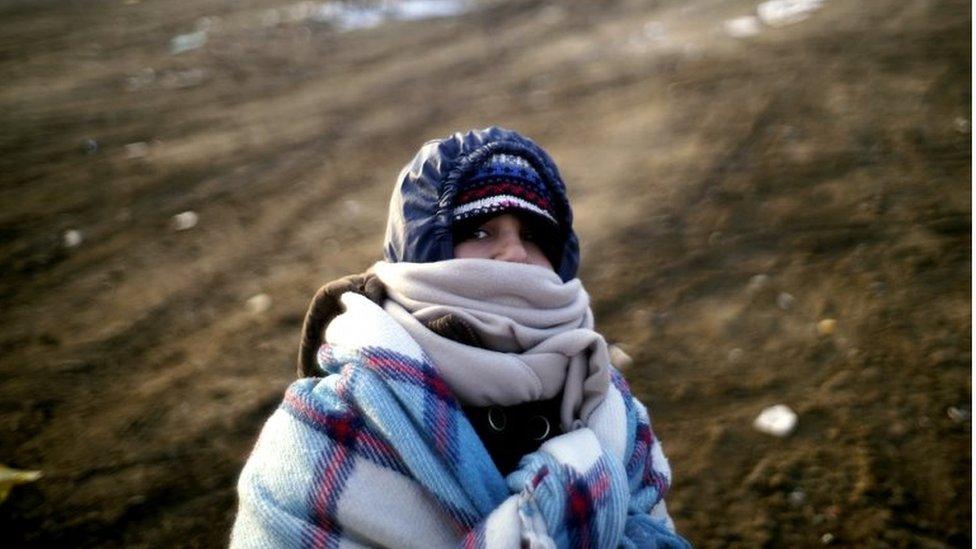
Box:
[371,259,611,432]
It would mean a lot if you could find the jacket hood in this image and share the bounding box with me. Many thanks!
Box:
[382,126,580,281]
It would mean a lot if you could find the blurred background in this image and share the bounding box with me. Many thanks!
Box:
[0,0,970,546]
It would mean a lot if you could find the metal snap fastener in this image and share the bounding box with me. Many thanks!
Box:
[528,415,551,441]
[488,407,507,432]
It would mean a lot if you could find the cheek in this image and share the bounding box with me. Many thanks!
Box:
[454,241,491,259]
[525,243,554,269]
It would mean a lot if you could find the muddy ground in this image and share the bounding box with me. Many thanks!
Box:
[0,0,970,546]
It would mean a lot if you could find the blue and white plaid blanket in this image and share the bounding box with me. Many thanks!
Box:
[231,293,690,548]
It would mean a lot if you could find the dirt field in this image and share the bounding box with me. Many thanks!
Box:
[0,0,970,546]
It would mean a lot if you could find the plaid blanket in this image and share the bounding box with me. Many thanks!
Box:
[231,293,689,548]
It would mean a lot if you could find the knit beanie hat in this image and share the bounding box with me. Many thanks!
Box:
[451,153,563,266]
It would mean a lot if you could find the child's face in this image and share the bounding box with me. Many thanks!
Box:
[453,213,554,270]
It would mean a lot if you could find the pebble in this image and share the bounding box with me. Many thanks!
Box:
[820,532,835,545]
[947,406,969,423]
[747,274,770,293]
[246,293,272,314]
[124,141,149,159]
[777,292,795,310]
[887,421,908,438]
[170,30,207,55]
[63,229,84,248]
[758,0,824,27]
[127,494,147,505]
[652,311,670,327]
[953,117,969,134]
[160,68,207,90]
[527,88,551,108]
[816,318,837,336]
[788,489,806,507]
[344,199,362,216]
[642,20,666,41]
[125,67,156,91]
[753,404,798,437]
[195,16,220,32]
[82,138,99,154]
[172,211,199,231]
[860,366,880,380]
[724,16,761,38]
[313,3,385,30]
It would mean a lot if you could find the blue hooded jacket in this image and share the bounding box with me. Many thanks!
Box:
[382,127,581,282]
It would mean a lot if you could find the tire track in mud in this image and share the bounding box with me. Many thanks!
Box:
[0,143,384,547]
[576,5,970,543]
[1,0,970,545]
[0,98,464,545]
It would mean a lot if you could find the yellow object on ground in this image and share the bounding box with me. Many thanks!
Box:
[0,464,42,504]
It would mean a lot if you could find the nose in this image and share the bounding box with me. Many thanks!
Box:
[495,232,530,264]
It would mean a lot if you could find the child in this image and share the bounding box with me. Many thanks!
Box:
[232,127,689,548]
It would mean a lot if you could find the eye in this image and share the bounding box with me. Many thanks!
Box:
[520,228,537,243]
[458,227,490,242]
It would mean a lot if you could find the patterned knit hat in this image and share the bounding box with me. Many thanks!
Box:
[452,153,562,266]
[452,153,558,228]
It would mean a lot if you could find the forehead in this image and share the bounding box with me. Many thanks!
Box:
[470,212,553,234]
[477,212,522,226]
